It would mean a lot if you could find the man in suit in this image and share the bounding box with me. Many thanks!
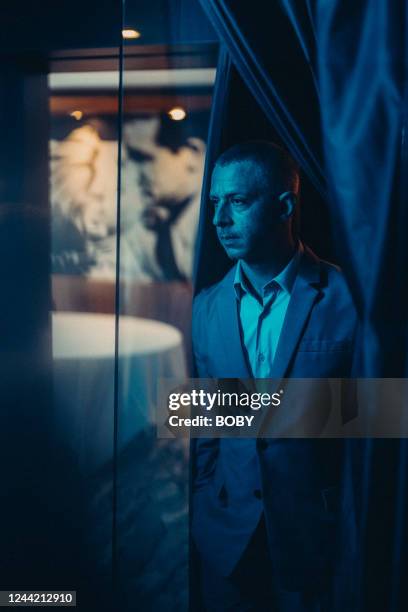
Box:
[191,141,358,611]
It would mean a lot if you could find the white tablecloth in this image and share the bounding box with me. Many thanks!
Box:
[52,312,186,472]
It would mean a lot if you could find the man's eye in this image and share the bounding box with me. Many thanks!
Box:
[232,198,246,205]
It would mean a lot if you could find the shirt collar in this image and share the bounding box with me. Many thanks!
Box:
[234,241,304,300]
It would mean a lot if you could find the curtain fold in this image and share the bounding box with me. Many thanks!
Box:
[199,0,327,198]
[193,45,233,293]
[314,0,407,376]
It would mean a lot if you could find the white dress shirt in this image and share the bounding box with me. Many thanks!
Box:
[234,243,303,377]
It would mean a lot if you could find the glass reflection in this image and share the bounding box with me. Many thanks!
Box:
[116,41,216,610]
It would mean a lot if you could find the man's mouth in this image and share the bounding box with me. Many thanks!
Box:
[219,234,239,243]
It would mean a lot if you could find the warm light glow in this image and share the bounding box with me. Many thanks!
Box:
[122,29,141,40]
[70,110,83,121]
[168,107,187,121]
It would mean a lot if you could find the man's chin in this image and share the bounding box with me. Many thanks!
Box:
[223,245,245,260]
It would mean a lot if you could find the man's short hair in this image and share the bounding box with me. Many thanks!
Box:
[215,140,300,195]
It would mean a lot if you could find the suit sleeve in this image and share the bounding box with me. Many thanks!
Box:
[342,285,360,423]
[191,292,219,491]
[191,293,210,378]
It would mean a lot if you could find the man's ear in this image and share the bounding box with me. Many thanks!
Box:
[278,191,297,220]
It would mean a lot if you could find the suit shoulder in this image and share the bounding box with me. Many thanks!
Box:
[319,259,351,292]
[193,267,234,312]
[317,259,357,321]
[194,282,220,308]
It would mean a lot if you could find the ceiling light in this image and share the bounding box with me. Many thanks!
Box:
[168,107,187,121]
[70,110,83,121]
[122,29,141,40]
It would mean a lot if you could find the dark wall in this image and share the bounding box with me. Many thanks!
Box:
[0,0,215,54]
[0,0,121,53]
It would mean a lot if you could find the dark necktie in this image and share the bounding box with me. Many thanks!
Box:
[155,222,186,281]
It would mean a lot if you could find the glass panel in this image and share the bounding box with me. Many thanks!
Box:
[0,4,121,610]
[117,3,217,608]
[49,48,121,611]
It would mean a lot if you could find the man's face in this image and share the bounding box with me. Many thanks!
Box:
[210,161,280,261]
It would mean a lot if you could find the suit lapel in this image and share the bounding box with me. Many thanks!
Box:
[216,265,252,378]
[270,248,322,378]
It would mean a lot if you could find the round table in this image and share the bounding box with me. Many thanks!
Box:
[52,312,186,473]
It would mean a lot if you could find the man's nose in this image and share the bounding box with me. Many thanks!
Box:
[212,201,232,227]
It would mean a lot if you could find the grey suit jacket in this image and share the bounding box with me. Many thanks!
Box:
[191,247,358,591]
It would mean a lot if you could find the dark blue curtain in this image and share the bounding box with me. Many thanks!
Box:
[195,1,408,610]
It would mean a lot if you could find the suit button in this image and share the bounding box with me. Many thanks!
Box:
[254,489,262,500]
[258,439,268,450]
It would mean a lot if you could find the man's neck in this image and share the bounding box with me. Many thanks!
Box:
[240,241,297,297]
